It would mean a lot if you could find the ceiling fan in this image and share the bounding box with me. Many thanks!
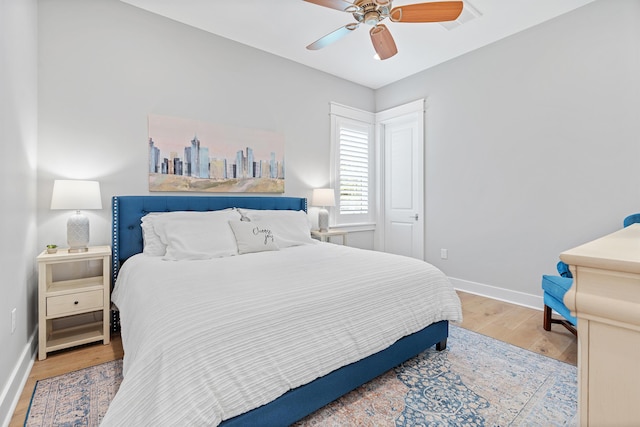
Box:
[304,0,463,60]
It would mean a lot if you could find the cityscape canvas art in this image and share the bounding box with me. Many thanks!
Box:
[148,114,285,193]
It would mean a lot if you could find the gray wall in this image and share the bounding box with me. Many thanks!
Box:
[37,0,375,251]
[376,0,640,302]
[0,0,38,424]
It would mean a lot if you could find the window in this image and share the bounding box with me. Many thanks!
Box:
[330,103,375,227]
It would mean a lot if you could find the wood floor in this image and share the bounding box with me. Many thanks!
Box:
[9,291,576,426]
[456,291,576,364]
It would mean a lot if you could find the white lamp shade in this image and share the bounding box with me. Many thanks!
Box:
[50,180,102,252]
[50,180,102,210]
[312,188,336,207]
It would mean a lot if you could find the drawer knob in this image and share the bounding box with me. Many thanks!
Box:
[74,301,79,305]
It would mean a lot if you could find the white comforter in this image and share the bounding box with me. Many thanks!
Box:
[102,243,462,426]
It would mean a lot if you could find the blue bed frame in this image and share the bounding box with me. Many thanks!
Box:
[111,195,449,426]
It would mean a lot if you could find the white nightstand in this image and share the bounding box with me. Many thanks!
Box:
[311,229,348,246]
[37,246,111,360]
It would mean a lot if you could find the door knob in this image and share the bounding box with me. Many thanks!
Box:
[411,214,419,221]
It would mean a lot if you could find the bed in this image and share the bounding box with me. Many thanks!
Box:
[104,195,462,426]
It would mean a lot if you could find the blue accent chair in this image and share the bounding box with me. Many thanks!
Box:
[542,262,577,336]
[543,213,640,336]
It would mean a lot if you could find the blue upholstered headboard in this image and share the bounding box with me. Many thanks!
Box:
[111,195,307,277]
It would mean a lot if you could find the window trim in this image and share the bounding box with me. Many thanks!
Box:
[329,103,375,227]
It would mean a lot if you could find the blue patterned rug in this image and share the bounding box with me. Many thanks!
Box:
[25,326,577,426]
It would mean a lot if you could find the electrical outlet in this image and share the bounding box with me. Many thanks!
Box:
[440,248,448,260]
[11,308,16,334]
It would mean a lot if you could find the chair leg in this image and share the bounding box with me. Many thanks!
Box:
[543,305,552,331]
[557,319,577,337]
[543,304,577,337]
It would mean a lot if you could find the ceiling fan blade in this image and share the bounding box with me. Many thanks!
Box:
[303,0,359,13]
[307,23,359,50]
[390,1,463,23]
[370,24,397,60]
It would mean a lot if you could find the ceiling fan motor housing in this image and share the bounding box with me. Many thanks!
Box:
[353,1,391,25]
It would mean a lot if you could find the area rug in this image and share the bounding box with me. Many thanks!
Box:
[25,326,577,426]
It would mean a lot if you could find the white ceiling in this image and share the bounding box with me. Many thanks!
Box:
[120,0,595,89]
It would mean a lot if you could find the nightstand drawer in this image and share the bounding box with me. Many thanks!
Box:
[47,290,104,317]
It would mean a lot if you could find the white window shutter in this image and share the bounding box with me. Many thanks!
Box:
[330,103,374,226]
[339,127,369,215]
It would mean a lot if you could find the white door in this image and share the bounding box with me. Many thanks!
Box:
[377,100,424,259]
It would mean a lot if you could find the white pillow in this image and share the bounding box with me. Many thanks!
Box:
[238,209,315,248]
[140,213,167,257]
[152,210,241,260]
[229,221,279,255]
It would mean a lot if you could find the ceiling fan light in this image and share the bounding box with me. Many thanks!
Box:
[364,10,379,25]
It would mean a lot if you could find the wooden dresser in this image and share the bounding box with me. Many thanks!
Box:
[561,224,640,426]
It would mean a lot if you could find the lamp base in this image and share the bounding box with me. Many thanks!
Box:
[67,210,90,252]
[318,208,329,233]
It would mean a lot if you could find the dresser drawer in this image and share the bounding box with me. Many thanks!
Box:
[47,290,103,317]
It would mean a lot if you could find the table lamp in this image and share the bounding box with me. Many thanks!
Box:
[312,188,335,232]
[50,180,102,252]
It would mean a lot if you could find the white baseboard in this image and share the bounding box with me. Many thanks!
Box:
[1,329,37,427]
[450,276,544,311]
